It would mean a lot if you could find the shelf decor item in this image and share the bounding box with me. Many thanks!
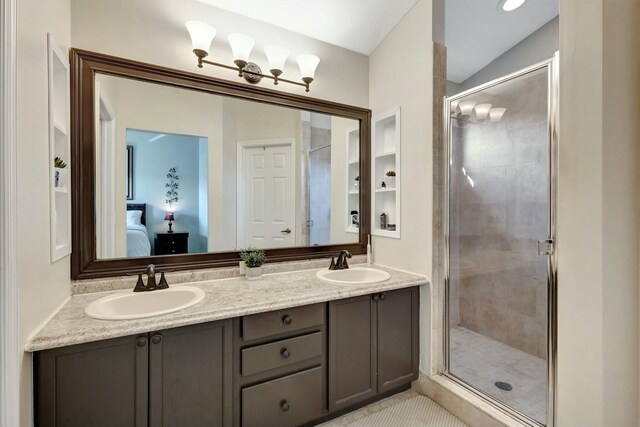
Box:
[385,170,396,188]
[54,157,67,188]
[240,248,267,281]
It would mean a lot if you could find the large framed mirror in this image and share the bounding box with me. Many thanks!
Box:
[71,49,371,279]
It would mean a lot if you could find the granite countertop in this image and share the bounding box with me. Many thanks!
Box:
[27,265,428,352]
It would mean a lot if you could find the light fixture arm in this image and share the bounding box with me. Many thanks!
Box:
[194,52,312,92]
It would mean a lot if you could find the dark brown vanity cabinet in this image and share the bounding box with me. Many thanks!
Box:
[35,320,233,427]
[328,287,419,412]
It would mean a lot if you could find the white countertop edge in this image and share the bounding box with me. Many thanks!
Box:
[26,265,430,352]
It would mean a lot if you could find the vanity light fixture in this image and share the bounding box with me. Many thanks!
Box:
[186,21,320,92]
[498,0,528,12]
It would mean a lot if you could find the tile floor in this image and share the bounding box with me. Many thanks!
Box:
[318,391,468,427]
[449,326,547,424]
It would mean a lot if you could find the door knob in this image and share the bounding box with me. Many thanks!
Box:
[281,228,292,234]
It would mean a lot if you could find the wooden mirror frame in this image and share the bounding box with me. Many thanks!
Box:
[70,49,371,279]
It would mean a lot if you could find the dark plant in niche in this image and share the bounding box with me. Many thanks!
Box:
[385,170,396,177]
[54,157,67,168]
[165,167,179,207]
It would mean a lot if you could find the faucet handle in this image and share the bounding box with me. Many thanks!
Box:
[156,272,170,290]
[329,257,337,270]
[133,274,147,292]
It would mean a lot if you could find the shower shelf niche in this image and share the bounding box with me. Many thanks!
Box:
[371,107,400,239]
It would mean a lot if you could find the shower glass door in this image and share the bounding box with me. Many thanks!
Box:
[445,58,557,426]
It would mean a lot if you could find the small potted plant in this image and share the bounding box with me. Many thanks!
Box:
[385,170,396,188]
[54,157,68,188]
[240,248,267,281]
[354,175,360,189]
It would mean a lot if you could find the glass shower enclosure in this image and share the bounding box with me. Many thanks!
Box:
[444,55,558,426]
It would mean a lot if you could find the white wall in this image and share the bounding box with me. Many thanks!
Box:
[369,0,433,371]
[70,0,369,107]
[457,16,559,93]
[16,0,72,425]
[557,0,640,425]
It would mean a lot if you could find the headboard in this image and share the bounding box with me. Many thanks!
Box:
[126,203,146,226]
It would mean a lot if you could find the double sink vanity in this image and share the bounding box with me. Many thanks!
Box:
[29,263,426,427]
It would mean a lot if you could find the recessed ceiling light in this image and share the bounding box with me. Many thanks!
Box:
[498,0,528,12]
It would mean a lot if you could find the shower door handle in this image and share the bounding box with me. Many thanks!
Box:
[537,239,555,256]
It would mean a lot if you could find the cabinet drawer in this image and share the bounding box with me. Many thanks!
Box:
[241,366,323,427]
[242,304,324,341]
[241,332,322,377]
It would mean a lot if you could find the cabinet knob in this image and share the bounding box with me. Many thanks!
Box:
[372,294,380,301]
[280,400,290,412]
[136,337,148,347]
[282,315,293,325]
[281,348,291,359]
[380,293,386,300]
[151,334,163,345]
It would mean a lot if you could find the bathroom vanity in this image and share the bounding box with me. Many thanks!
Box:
[30,266,425,427]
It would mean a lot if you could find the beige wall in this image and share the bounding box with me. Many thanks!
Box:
[369,0,433,371]
[17,0,72,425]
[70,0,369,107]
[557,0,640,425]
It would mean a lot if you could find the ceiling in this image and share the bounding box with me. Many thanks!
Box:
[446,0,558,83]
[193,0,418,55]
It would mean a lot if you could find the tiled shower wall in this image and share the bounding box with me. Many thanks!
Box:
[449,71,549,359]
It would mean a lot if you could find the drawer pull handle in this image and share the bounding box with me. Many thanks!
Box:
[281,348,291,359]
[151,334,162,345]
[136,337,148,347]
[280,400,290,412]
[380,293,386,300]
[372,294,380,301]
[282,315,293,325]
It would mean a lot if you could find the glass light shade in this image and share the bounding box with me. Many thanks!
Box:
[489,107,507,122]
[450,100,460,115]
[265,45,289,72]
[473,103,493,121]
[185,21,216,54]
[458,101,477,116]
[297,54,320,79]
[501,0,527,11]
[227,33,255,62]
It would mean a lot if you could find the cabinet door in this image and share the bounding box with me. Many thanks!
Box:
[149,320,233,427]
[328,295,377,412]
[376,287,419,393]
[35,335,149,427]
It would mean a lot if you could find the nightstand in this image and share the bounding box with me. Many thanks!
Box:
[155,232,189,255]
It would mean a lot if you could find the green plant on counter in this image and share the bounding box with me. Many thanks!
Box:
[385,170,396,177]
[240,248,267,268]
[354,175,360,181]
[54,157,67,168]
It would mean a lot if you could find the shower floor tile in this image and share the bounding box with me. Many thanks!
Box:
[449,326,547,424]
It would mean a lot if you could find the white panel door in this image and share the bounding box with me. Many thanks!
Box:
[242,143,295,248]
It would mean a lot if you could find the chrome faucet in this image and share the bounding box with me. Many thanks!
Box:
[329,250,352,270]
[133,264,170,292]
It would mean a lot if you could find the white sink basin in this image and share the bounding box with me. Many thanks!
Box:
[316,267,391,284]
[85,286,205,320]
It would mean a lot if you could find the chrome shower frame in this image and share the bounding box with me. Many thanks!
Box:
[441,52,559,427]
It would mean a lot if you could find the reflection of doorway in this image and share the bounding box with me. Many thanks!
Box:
[308,144,331,245]
[237,139,295,249]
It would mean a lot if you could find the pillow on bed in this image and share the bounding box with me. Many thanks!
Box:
[126,210,143,226]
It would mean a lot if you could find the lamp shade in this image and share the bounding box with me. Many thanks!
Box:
[473,103,493,121]
[185,21,216,54]
[296,54,320,79]
[458,101,477,117]
[489,107,507,122]
[227,33,255,62]
[164,212,175,221]
[265,45,289,73]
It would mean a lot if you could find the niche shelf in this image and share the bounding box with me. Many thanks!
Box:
[371,107,400,238]
[345,126,360,234]
[48,34,71,262]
